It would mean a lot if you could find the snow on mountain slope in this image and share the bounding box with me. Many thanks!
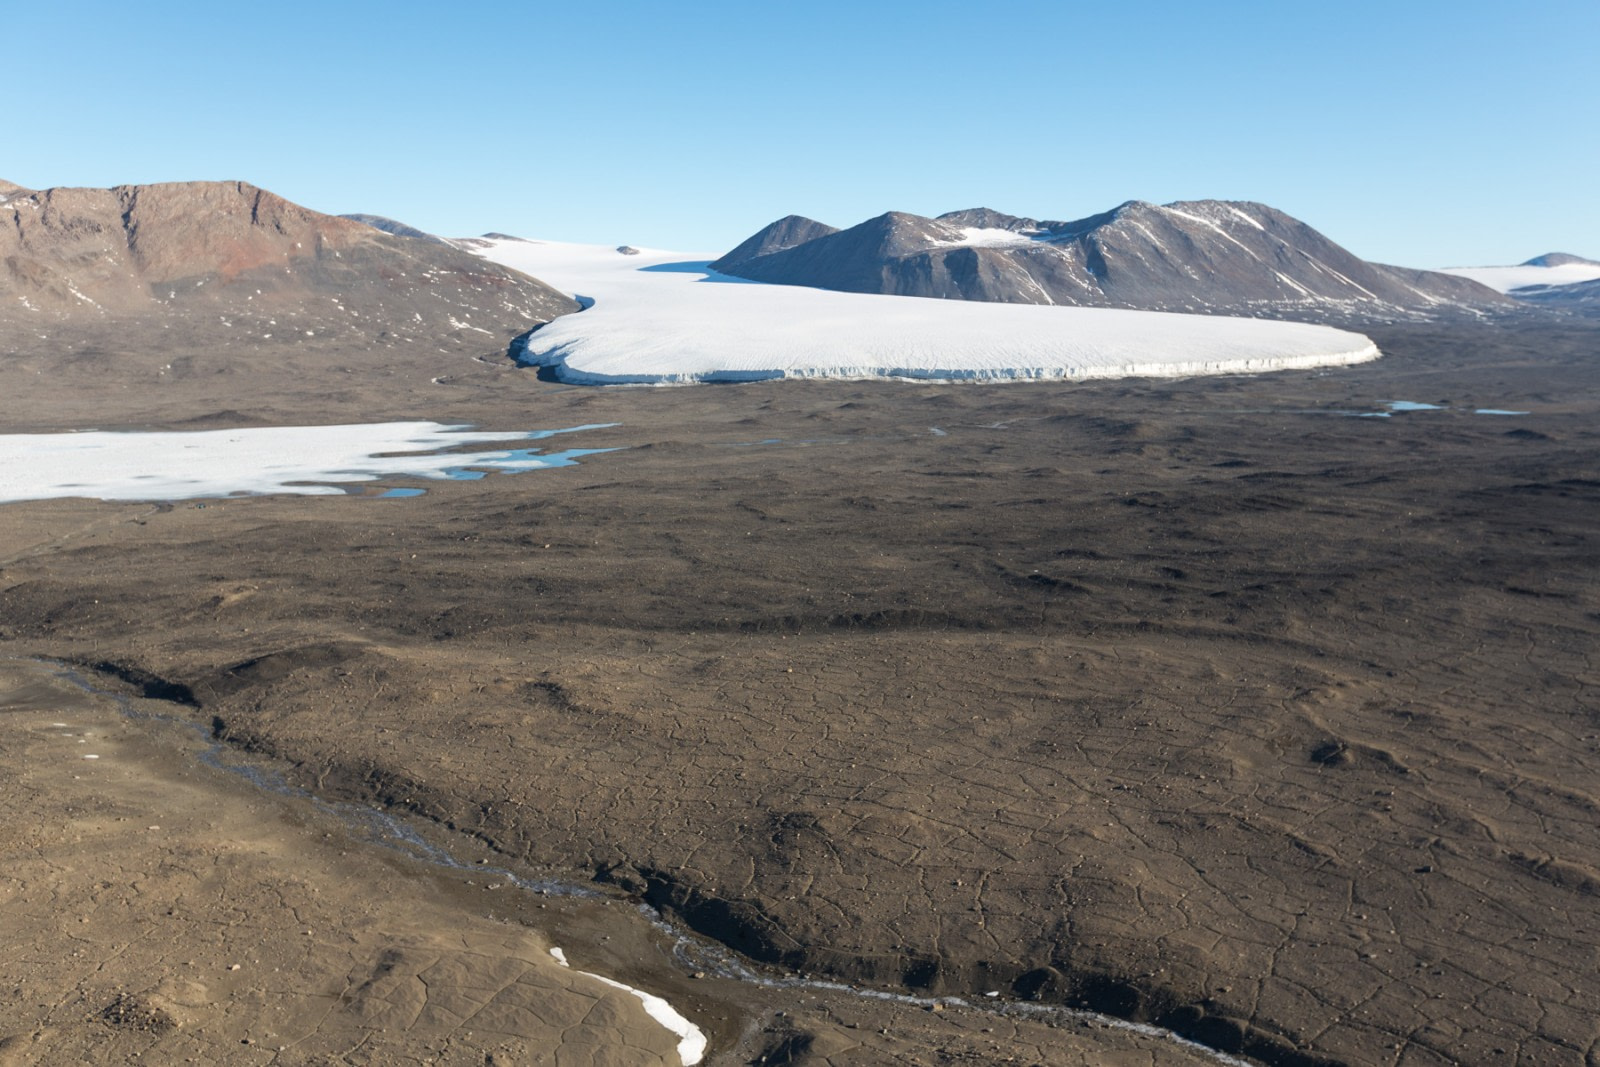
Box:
[471,238,1379,385]
[1438,261,1600,293]
[938,227,1047,249]
[713,202,1503,320]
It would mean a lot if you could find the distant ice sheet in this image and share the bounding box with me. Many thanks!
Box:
[471,240,1379,385]
[1438,262,1600,293]
[0,422,617,503]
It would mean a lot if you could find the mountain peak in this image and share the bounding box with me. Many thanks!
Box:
[936,208,1042,232]
[1522,252,1600,268]
[714,199,1510,320]
[709,214,838,272]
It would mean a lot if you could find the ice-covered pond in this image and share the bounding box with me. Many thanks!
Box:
[0,422,619,504]
[1348,401,1531,418]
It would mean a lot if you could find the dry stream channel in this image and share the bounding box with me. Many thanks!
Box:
[1,655,1247,1066]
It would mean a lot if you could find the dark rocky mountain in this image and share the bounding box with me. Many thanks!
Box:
[935,207,1042,231]
[1522,252,1600,268]
[715,200,1512,322]
[0,179,578,353]
[339,212,450,245]
[1511,275,1600,313]
[709,215,839,272]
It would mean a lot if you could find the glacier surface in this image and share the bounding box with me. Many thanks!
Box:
[471,240,1379,385]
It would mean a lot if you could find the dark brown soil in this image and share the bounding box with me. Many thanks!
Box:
[2,317,1597,1066]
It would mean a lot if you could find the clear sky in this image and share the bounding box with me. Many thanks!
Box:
[7,0,1596,266]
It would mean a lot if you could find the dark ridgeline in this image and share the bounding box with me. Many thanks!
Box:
[338,213,452,245]
[1511,276,1600,312]
[713,199,1513,322]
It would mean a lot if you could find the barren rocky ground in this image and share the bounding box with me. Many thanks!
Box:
[2,317,1597,1066]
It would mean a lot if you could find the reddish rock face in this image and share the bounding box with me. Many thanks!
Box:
[0,178,578,332]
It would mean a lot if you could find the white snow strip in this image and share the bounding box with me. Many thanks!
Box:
[447,315,493,335]
[1008,261,1056,305]
[1123,220,1166,250]
[468,240,1379,385]
[1299,254,1380,299]
[549,947,706,1065]
[0,422,617,504]
[1437,262,1600,293]
[1222,205,1266,231]
[67,285,102,309]
[1272,270,1314,298]
[1399,280,1442,305]
[1161,207,1262,260]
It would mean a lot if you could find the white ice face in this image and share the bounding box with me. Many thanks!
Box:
[470,239,1378,385]
[0,422,617,503]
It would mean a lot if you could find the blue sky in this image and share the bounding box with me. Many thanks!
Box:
[7,0,1596,265]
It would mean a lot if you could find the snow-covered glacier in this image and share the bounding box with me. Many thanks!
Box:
[472,239,1379,385]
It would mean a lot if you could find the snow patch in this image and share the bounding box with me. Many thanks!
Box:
[447,315,492,335]
[1272,271,1314,298]
[1299,254,1380,300]
[549,947,706,1065]
[947,226,1042,248]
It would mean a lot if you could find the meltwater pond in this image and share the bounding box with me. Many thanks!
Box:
[0,421,620,504]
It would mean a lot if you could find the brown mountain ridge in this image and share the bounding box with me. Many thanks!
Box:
[0,179,581,424]
[0,178,576,348]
